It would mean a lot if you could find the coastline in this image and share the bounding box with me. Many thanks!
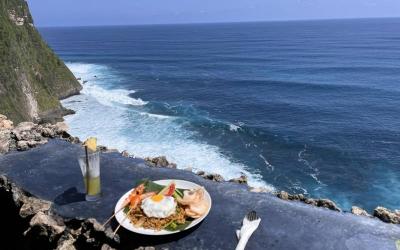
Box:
[1,132,400,249]
[0,114,399,224]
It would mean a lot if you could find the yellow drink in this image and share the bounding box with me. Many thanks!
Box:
[84,176,101,196]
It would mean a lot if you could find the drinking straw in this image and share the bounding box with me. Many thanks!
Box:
[85,146,90,194]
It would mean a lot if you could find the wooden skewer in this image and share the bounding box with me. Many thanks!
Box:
[102,205,126,227]
[113,207,133,236]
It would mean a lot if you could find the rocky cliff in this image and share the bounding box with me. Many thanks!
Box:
[0,0,81,123]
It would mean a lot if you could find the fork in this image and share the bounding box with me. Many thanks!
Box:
[235,211,261,250]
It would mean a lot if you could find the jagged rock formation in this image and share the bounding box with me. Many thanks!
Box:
[374,206,400,224]
[0,175,119,250]
[0,114,79,154]
[0,0,81,123]
[277,191,342,212]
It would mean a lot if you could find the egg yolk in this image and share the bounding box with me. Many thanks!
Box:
[151,194,164,202]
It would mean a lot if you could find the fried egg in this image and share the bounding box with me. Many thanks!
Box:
[141,194,176,218]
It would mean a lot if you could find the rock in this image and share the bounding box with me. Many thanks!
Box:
[56,234,77,250]
[20,196,52,218]
[101,244,116,250]
[276,191,341,212]
[145,156,177,168]
[13,122,36,136]
[121,150,130,157]
[41,127,55,138]
[277,191,289,200]
[0,115,14,129]
[197,171,225,182]
[0,129,11,154]
[55,122,69,134]
[30,212,66,234]
[304,198,317,206]
[17,140,29,151]
[0,175,120,249]
[229,175,248,184]
[351,206,371,217]
[374,206,400,224]
[317,199,341,212]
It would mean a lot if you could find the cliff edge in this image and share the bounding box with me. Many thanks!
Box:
[0,0,81,123]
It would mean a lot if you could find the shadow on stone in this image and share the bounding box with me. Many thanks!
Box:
[111,218,203,249]
[54,187,85,205]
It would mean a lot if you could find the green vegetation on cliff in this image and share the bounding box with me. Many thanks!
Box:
[0,0,81,123]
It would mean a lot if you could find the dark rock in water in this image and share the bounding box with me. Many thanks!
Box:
[351,206,372,217]
[144,156,177,168]
[197,171,225,182]
[374,206,400,224]
[229,175,248,184]
[76,77,82,81]
[0,175,119,249]
[83,80,88,84]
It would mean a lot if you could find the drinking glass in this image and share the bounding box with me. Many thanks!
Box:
[78,150,101,201]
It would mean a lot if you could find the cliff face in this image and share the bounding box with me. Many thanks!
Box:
[0,0,81,123]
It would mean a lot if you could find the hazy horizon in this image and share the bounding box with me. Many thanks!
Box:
[28,0,400,27]
[35,16,400,28]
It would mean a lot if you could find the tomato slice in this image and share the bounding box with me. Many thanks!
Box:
[165,183,176,196]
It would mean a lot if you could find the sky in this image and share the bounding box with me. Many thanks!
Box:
[28,0,400,27]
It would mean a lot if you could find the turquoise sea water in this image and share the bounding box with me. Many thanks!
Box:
[39,18,400,211]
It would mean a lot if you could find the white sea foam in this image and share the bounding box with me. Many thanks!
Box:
[229,123,240,132]
[66,63,147,107]
[139,112,173,120]
[63,63,273,190]
[297,145,325,186]
[259,154,274,171]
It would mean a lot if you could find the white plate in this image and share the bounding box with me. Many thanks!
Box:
[114,179,212,235]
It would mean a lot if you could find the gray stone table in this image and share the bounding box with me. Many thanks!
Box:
[0,140,399,250]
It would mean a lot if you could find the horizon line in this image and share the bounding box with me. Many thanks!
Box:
[36,16,400,28]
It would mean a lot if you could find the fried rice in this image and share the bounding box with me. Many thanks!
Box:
[127,204,187,231]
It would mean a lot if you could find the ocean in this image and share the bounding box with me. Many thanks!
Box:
[39,18,400,212]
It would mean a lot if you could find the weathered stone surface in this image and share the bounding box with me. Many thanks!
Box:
[0,115,14,129]
[19,196,52,218]
[352,206,371,217]
[28,211,66,236]
[374,206,400,224]
[0,174,119,249]
[0,129,11,154]
[144,156,177,168]
[0,114,79,153]
[56,234,77,250]
[229,174,248,184]
[1,140,400,250]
